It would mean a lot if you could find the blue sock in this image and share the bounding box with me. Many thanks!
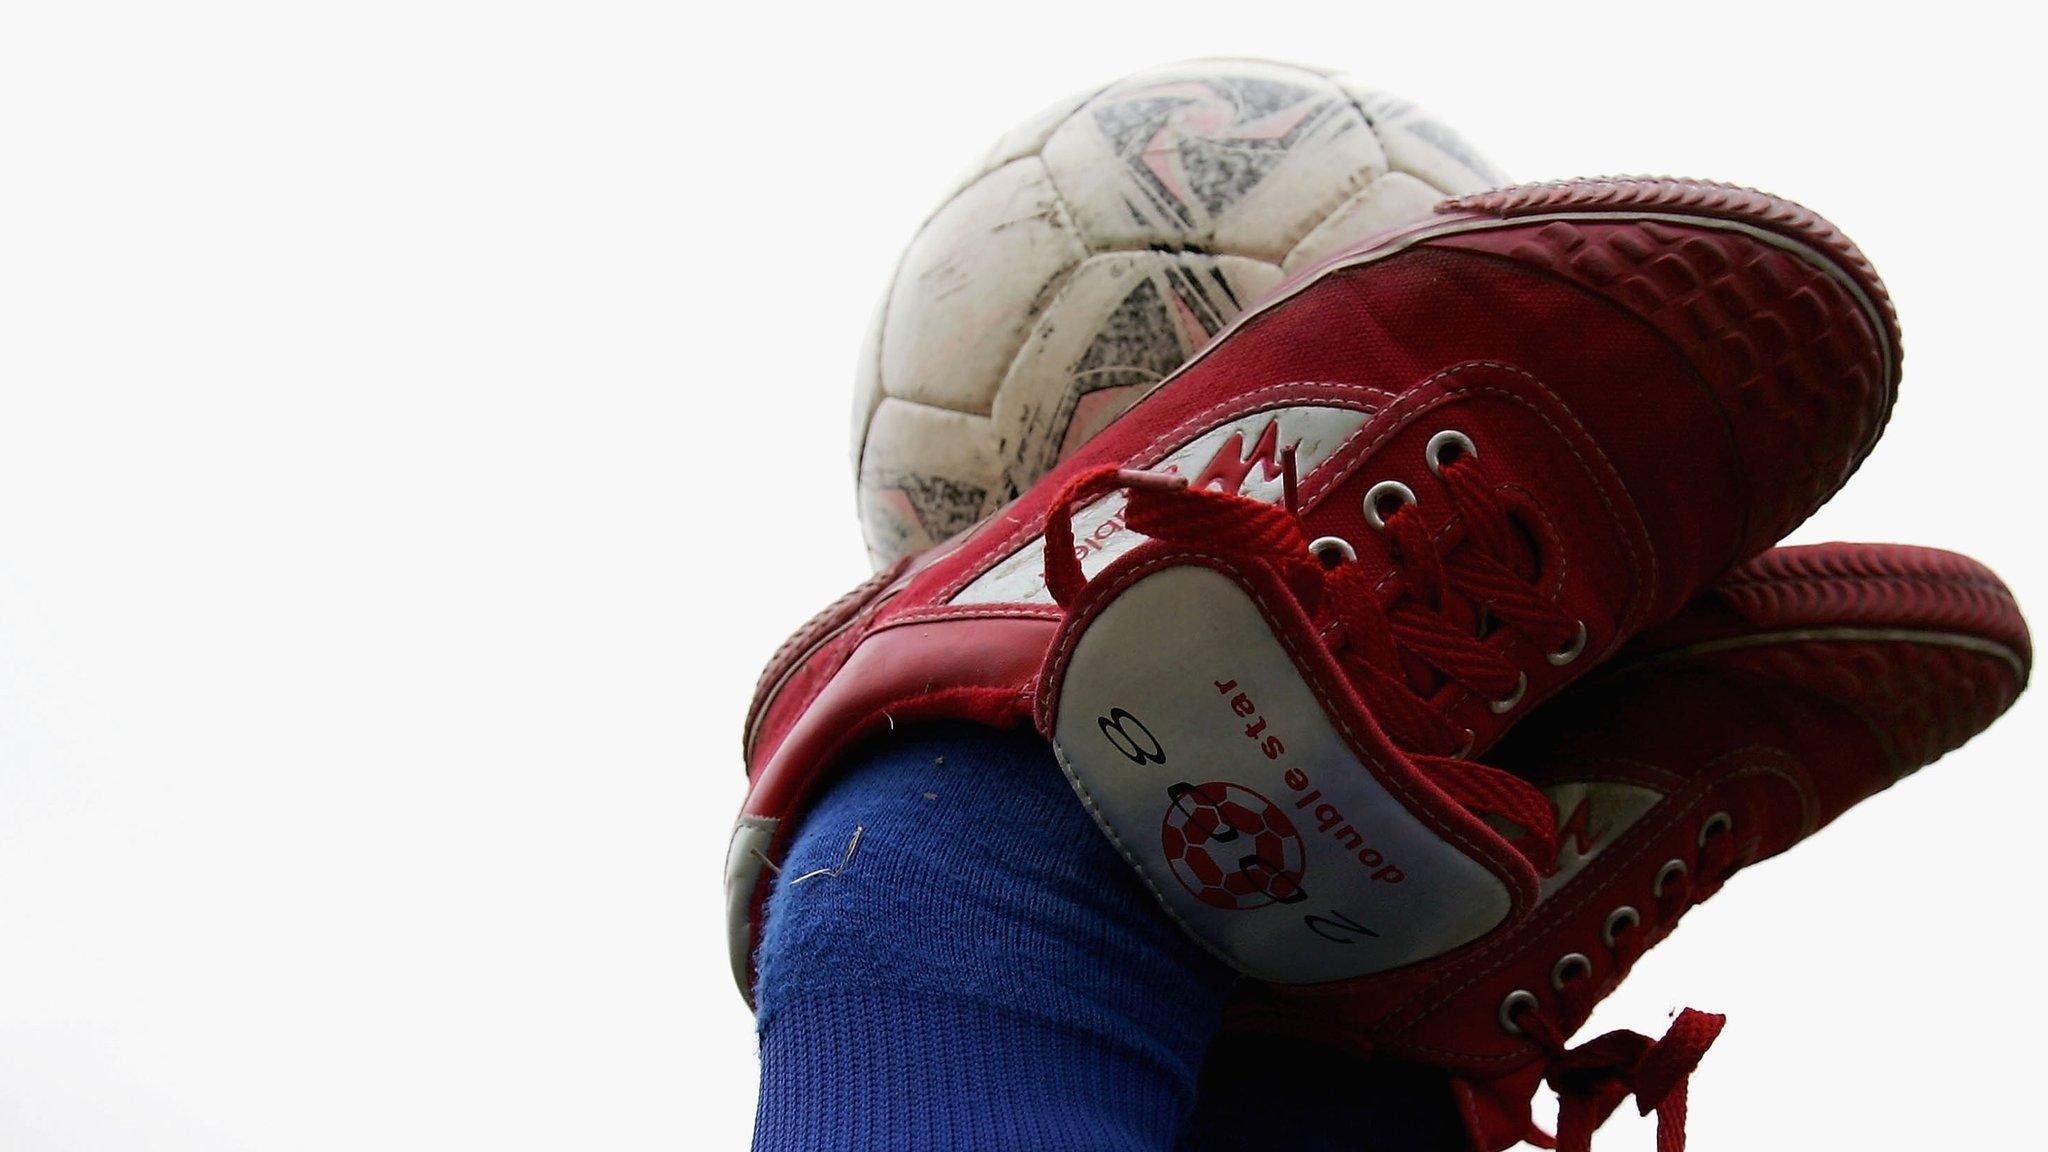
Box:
[751,721,1237,1152]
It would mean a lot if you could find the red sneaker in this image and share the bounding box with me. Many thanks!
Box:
[728,177,1899,995]
[1222,543,2031,1151]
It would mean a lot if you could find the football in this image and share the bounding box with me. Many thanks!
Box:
[851,58,1509,568]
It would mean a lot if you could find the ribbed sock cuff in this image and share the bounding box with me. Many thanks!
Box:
[754,987,1191,1152]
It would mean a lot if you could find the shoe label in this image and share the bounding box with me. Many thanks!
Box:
[952,405,1371,606]
[1050,563,1512,984]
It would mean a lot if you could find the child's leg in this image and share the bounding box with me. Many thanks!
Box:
[751,722,1235,1152]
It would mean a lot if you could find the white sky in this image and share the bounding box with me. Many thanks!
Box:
[0,3,2039,1149]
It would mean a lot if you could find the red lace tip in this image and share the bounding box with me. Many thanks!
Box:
[1280,445,1301,515]
[1114,468,1187,493]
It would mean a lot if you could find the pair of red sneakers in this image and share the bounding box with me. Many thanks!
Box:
[728,177,2029,1149]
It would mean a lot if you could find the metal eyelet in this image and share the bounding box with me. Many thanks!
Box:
[1498,989,1541,1035]
[1488,672,1528,714]
[1550,952,1593,991]
[1652,858,1690,900]
[1425,430,1478,476]
[1309,535,1357,565]
[1697,811,1733,847]
[1602,905,1641,947]
[1362,480,1417,531]
[1546,620,1589,666]
[1452,728,1476,759]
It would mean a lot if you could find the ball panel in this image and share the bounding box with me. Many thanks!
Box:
[849,290,890,477]
[1281,170,1453,272]
[981,87,1096,172]
[986,251,1283,504]
[879,156,1088,418]
[852,61,1510,570]
[1327,78,1509,194]
[856,398,998,567]
[1040,60,1388,263]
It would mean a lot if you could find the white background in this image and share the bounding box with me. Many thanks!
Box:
[0,2,2038,1149]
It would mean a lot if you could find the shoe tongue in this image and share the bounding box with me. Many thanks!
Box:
[1047,559,1517,983]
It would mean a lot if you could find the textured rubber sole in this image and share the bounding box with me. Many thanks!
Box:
[1708,545,2028,660]
[1431,177,1901,563]
[1716,635,2022,776]
[1617,543,2029,775]
[1441,178,1901,356]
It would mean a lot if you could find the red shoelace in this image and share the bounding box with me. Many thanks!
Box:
[1509,815,1743,1150]
[1039,452,1746,1150]
[1041,443,1580,872]
[1520,1008,1726,1152]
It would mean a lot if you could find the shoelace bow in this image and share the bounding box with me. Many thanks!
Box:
[1517,824,1743,1151]
[1041,456,1579,870]
[1519,1008,1727,1152]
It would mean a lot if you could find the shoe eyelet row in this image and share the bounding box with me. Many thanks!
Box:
[1367,427,1478,528]
[1498,813,1739,1037]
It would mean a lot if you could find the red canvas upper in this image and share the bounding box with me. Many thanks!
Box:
[728,178,1901,1000]
[1223,543,2030,1150]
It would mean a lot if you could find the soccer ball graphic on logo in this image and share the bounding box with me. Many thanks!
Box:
[1160,781,1308,911]
[851,58,1508,568]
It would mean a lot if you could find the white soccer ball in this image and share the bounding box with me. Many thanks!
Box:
[851,58,1510,569]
